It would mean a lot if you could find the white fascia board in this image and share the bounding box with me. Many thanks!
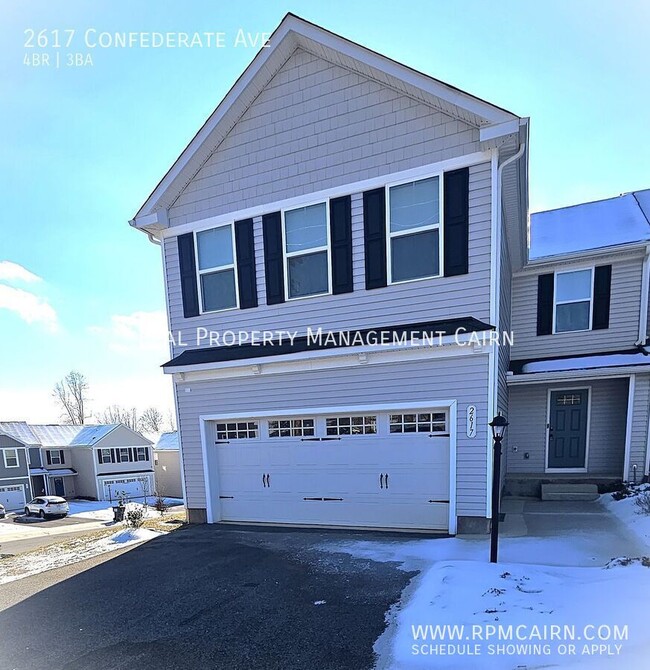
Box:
[479,120,521,143]
[520,243,647,272]
[507,366,650,385]
[170,338,489,383]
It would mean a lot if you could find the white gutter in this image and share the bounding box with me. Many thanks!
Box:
[636,243,650,345]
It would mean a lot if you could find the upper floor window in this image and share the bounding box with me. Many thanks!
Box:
[196,224,238,313]
[3,448,19,468]
[46,449,64,465]
[554,269,593,333]
[388,176,442,283]
[283,203,330,299]
[98,448,113,464]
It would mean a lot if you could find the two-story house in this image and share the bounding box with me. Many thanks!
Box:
[0,429,31,511]
[130,14,529,533]
[0,423,155,503]
[505,190,650,495]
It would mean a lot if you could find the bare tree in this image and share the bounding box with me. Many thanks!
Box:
[140,407,164,433]
[166,409,177,432]
[53,371,89,425]
[97,405,139,430]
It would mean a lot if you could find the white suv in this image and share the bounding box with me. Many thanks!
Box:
[24,496,69,519]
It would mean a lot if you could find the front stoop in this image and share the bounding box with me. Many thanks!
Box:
[541,483,600,502]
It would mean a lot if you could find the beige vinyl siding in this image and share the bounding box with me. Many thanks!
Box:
[628,374,650,481]
[154,450,183,499]
[175,354,491,518]
[168,48,480,227]
[507,378,629,475]
[164,162,492,355]
[511,256,643,360]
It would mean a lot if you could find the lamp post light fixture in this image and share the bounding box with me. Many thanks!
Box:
[489,412,509,563]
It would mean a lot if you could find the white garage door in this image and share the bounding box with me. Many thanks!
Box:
[214,409,450,531]
[0,484,26,511]
[102,475,153,501]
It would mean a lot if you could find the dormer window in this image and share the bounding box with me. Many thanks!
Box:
[554,269,593,333]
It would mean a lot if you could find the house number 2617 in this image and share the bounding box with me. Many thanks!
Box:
[466,405,477,438]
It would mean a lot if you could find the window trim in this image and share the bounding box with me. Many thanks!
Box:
[386,172,444,286]
[3,448,19,469]
[215,421,260,441]
[281,201,332,301]
[388,410,449,435]
[325,415,378,437]
[194,221,240,315]
[47,449,62,465]
[552,267,594,334]
[268,417,316,439]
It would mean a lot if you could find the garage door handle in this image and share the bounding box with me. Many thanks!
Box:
[262,473,268,488]
[385,473,389,489]
[379,473,384,489]
[267,473,270,487]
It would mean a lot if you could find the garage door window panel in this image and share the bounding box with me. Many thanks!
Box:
[325,416,377,436]
[390,412,448,434]
[216,421,259,440]
[268,418,315,438]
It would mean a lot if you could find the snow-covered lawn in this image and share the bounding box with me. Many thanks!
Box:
[331,497,650,670]
[68,498,184,522]
[600,484,650,547]
[0,527,164,585]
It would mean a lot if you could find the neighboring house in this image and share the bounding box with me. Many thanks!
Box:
[153,432,183,499]
[0,432,31,511]
[0,423,155,502]
[506,190,650,494]
[130,14,529,534]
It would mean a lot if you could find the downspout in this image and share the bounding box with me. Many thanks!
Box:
[635,243,650,346]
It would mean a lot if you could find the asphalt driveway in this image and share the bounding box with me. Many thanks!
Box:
[0,524,418,670]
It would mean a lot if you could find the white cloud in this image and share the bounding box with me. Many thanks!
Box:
[0,284,59,332]
[89,310,168,354]
[0,260,42,284]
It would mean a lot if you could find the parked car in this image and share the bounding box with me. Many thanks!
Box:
[24,496,69,519]
[0,503,5,519]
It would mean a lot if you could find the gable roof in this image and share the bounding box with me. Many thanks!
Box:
[529,188,650,261]
[154,432,179,450]
[131,13,519,232]
[0,422,151,448]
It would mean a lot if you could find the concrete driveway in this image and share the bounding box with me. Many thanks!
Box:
[0,524,418,670]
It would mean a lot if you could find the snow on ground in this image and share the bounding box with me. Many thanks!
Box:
[330,513,650,669]
[600,484,650,548]
[0,527,164,585]
[68,498,184,522]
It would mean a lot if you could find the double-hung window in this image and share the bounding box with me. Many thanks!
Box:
[554,269,593,333]
[196,224,238,312]
[283,203,330,299]
[3,448,18,468]
[98,448,113,464]
[388,176,442,283]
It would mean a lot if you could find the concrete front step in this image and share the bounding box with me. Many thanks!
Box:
[541,483,600,502]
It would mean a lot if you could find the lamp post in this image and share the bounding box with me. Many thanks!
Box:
[489,412,509,563]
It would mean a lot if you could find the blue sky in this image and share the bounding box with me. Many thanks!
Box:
[1,0,649,422]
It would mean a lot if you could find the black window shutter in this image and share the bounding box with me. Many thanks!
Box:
[46,450,51,465]
[593,265,612,330]
[363,187,387,289]
[111,449,116,463]
[177,233,200,318]
[97,451,102,465]
[330,195,354,294]
[235,218,258,309]
[262,212,285,305]
[60,450,65,464]
[443,167,470,277]
[537,273,554,335]
[145,447,150,461]
[116,449,121,463]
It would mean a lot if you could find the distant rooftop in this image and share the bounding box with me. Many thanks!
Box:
[0,422,148,448]
[529,189,650,260]
[154,432,178,451]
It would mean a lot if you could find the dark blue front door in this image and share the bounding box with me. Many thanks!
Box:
[548,389,588,469]
[53,477,65,497]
